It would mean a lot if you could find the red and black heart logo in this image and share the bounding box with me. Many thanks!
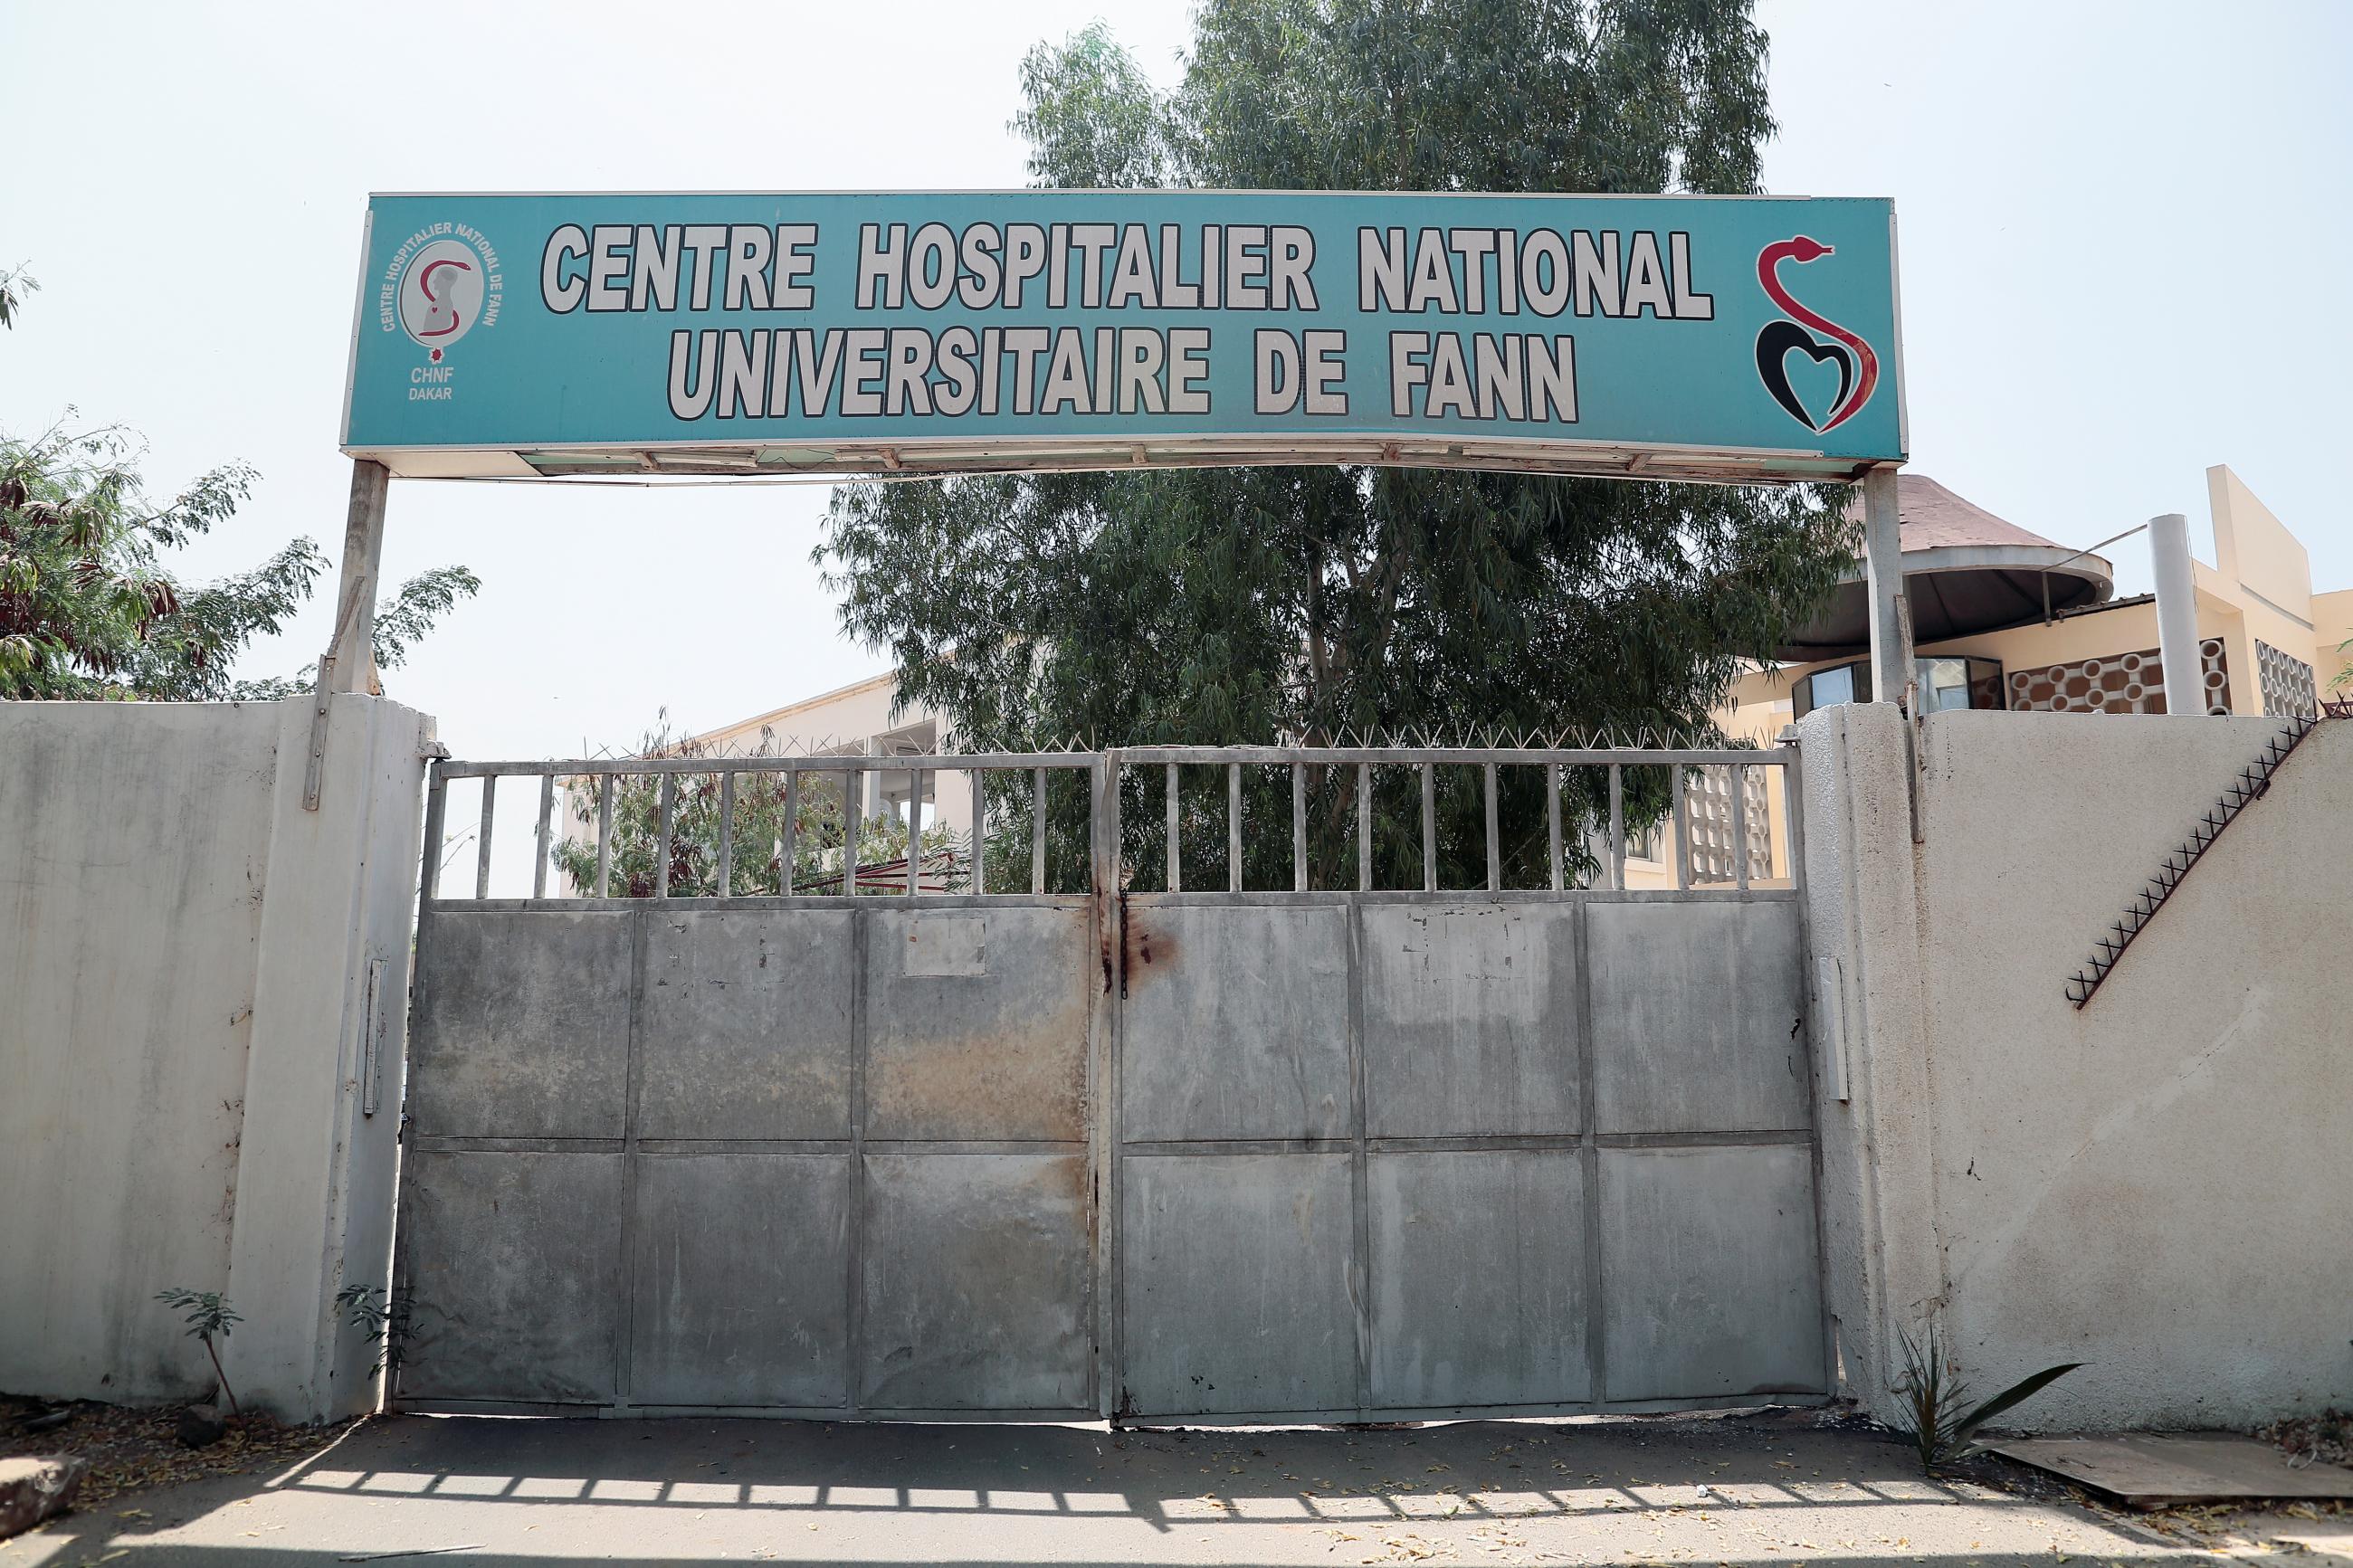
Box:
[1754,236,1878,433]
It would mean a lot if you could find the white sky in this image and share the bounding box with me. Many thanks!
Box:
[5,0,2348,778]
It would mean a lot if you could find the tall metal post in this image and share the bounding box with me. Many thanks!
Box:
[2148,512,2203,715]
[326,460,392,694]
[303,458,392,811]
[1862,463,1910,708]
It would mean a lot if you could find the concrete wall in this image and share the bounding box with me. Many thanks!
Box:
[0,694,433,1420]
[1802,703,2353,1430]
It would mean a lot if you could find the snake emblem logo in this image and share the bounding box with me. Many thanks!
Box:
[1753,236,1879,432]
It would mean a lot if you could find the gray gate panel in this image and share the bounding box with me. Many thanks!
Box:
[1120,1153,1355,1415]
[639,911,853,1140]
[629,1153,851,1408]
[1598,1145,1824,1402]
[411,910,632,1139]
[1362,905,1582,1137]
[1588,901,1807,1135]
[1367,1150,1591,1409]
[1121,906,1351,1141]
[398,1150,622,1404]
[865,908,1091,1143]
[861,1153,1091,1411]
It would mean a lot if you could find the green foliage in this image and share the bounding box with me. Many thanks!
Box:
[0,264,36,331]
[821,2,1852,889]
[1891,1321,2082,1474]
[546,715,964,898]
[155,1287,243,1416]
[333,1283,412,1378]
[2,279,478,700]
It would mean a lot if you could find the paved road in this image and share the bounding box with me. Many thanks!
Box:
[0,1409,2253,1567]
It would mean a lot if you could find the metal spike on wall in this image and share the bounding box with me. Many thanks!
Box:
[2065,710,2328,1010]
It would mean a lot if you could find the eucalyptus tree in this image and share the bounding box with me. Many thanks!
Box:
[819,2,1853,888]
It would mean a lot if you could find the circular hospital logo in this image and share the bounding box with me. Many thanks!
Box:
[396,239,487,362]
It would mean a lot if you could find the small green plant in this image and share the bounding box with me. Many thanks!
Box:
[333,1283,413,1377]
[155,1288,243,1416]
[1891,1321,2081,1474]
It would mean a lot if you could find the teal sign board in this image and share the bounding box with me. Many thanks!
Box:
[343,191,1903,482]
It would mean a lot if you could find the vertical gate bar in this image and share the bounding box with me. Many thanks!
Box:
[1671,765,1691,891]
[1032,766,1047,894]
[474,774,496,900]
[1091,754,1120,1414]
[907,768,924,897]
[613,903,653,1411]
[1292,764,1308,891]
[1608,765,1624,892]
[418,764,447,902]
[1420,763,1436,892]
[967,768,984,896]
[1227,764,1243,893]
[1572,900,1607,1409]
[1781,749,1808,894]
[532,775,554,899]
[843,767,863,897]
[1345,899,1373,1421]
[1483,761,1500,892]
[780,771,799,896]
[1357,763,1372,892]
[1166,762,1180,892]
[1731,764,1749,892]
[716,771,736,898]
[654,773,675,900]
[845,906,870,1412]
[1547,762,1563,892]
[594,774,614,898]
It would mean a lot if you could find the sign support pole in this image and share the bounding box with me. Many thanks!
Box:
[302,459,391,813]
[1862,463,1910,708]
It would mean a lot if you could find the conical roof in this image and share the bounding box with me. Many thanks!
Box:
[1779,475,2115,660]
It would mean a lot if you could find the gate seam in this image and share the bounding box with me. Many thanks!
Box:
[1345,898,1373,1421]
[1573,898,1608,1407]
[846,906,870,1415]
[613,902,651,1413]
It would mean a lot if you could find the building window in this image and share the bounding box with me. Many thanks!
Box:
[1792,657,2004,718]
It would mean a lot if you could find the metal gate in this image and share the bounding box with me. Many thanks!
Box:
[393,746,1824,1421]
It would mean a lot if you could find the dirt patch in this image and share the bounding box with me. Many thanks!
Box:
[1,1393,358,1508]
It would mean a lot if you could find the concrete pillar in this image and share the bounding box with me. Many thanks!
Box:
[2149,513,2203,716]
[219,694,433,1420]
[1862,464,1910,708]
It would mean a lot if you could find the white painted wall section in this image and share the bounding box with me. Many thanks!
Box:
[0,695,433,1420]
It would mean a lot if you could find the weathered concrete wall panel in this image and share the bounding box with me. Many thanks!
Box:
[861,1153,1091,1411]
[1361,906,1581,1137]
[412,910,632,1141]
[865,906,1090,1143]
[0,696,429,1418]
[1590,901,1808,1134]
[1121,1153,1357,1415]
[1121,907,1351,1141]
[1804,706,2353,1430]
[1598,1144,1824,1402]
[1367,1150,1590,1408]
[397,1149,624,1404]
[630,1152,850,1408]
[639,910,853,1140]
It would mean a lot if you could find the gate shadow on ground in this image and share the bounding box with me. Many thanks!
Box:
[267,1411,2020,1528]
[16,1411,2190,1567]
